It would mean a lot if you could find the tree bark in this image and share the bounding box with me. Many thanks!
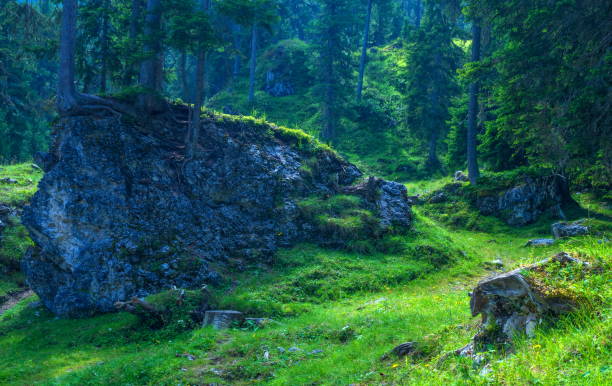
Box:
[414,0,422,28]
[248,22,257,104]
[100,0,110,93]
[123,0,141,85]
[186,0,210,159]
[356,0,373,101]
[139,0,162,91]
[179,51,189,102]
[233,24,241,78]
[322,26,335,142]
[57,0,79,113]
[467,23,481,184]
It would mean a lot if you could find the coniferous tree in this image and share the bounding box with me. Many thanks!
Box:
[356,0,372,101]
[314,0,357,142]
[402,2,461,170]
[217,0,279,104]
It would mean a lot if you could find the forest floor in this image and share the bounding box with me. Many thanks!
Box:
[0,167,610,385]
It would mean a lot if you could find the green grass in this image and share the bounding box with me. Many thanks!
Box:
[0,163,41,297]
[0,163,43,206]
[0,170,610,385]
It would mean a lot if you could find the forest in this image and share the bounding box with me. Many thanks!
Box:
[0,0,610,385]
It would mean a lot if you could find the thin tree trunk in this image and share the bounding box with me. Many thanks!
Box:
[187,0,210,159]
[414,0,422,28]
[57,0,79,113]
[356,0,372,101]
[41,0,50,15]
[100,0,110,93]
[124,0,141,85]
[322,25,335,142]
[179,51,189,101]
[467,23,481,184]
[248,22,257,104]
[427,52,442,169]
[233,24,241,78]
[427,129,438,168]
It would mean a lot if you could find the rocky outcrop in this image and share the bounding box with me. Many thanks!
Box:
[468,252,586,349]
[22,105,412,317]
[552,220,589,239]
[476,175,575,226]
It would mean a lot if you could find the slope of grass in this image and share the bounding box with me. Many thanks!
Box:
[0,166,610,385]
[0,163,42,299]
[2,203,608,385]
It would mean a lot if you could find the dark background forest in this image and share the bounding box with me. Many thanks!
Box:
[1,0,610,190]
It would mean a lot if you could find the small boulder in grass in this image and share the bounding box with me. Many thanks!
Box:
[552,220,589,239]
[454,170,469,182]
[0,177,17,184]
[203,310,244,329]
[525,238,555,247]
[463,252,589,354]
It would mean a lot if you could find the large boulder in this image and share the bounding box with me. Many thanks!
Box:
[476,175,575,226]
[22,106,412,316]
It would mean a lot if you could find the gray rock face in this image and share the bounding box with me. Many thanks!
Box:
[377,181,412,229]
[469,252,585,348]
[22,107,411,316]
[552,220,589,239]
[476,175,574,226]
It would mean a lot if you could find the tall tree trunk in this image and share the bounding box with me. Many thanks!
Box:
[41,0,50,15]
[322,27,335,142]
[100,0,110,93]
[187,0,210,159]
[427,129,438,168]
[467,23,481,184]
[232,24,241,78]
[414,0,422,28]
[138,0,162,111]
[356,0,373,101]
[123,0,141,85]
[179,51,189,102]
[139,0,161,91]
[427,52,442,169]
[57,0,79,113]
[248,22,257,104]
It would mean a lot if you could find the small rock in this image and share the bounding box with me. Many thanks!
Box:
[429,191,447,204]
[391,342,415,357]
[263,351,270,360]
[309,349,324,355]
[288,346,302,353]
[277,347,286,353]
[454,171,469,182]
[483,259,504,269]
[30,163,42,171]
[203,310,244,329]
[525,238,554,247]
[552,221,589,239]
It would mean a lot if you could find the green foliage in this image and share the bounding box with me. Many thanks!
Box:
[401,3,463,169]
[468,0,611,190]
[0,1,55,163]
[143,289,209,334]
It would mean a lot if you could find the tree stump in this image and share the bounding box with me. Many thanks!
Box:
[203,310,244,329]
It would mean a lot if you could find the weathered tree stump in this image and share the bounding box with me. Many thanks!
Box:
[203,310,244,329]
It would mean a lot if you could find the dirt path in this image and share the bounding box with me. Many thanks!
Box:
[0,289,33,316]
